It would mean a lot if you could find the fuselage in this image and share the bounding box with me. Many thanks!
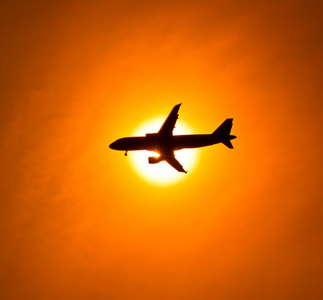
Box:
[109,133,220,152]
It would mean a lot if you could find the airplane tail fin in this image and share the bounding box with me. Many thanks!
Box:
[212,118,236,149]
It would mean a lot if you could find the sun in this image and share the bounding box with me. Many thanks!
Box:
[129,116,200,186]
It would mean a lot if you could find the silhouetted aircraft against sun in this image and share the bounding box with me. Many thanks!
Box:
[109,104,236,173]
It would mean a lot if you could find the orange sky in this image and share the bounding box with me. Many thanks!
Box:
[1,1,323,299]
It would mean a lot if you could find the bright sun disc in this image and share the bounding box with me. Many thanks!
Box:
[129,116,199,186]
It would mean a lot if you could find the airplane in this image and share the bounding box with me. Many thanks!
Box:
[109,104,236,173]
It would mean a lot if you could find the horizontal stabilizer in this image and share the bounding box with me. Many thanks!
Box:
[222,139,234,149]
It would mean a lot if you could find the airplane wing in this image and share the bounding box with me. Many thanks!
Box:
[158,103,181,136]
[164,154,187,173]
[157,104,187,173]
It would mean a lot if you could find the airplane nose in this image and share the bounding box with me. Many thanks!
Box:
[109,138,126,150]
[109,141,117,149]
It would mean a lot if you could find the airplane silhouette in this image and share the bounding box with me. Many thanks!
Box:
[109,104,236,173]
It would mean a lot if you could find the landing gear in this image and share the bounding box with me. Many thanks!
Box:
[125,151,128,156]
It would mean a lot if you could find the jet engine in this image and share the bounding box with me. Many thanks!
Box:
[148,156,160,164]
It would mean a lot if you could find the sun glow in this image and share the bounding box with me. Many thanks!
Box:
[129,116,199,186]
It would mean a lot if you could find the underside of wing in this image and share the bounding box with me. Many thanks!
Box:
[158,104,181,136]
[164,155,187,173]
